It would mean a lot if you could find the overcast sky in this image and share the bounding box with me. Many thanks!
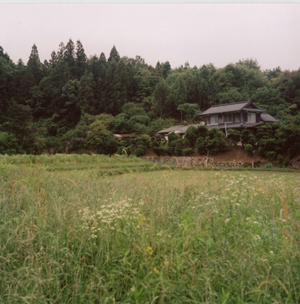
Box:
[1,3,299,71]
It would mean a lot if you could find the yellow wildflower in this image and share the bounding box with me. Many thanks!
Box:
[146,246,153,255]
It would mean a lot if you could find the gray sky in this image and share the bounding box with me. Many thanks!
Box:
[1,4,300,70]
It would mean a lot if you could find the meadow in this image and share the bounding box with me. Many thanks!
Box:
[0,154,300,303]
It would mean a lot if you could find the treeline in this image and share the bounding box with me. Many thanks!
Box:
[0,39,300,155]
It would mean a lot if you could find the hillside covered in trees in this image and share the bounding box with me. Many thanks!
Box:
[0,39,300,156]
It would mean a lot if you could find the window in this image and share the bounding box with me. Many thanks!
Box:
[247,113,256,122]
[210,115,218,124]
[224,114,233,123]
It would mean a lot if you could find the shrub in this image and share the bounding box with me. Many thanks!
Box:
[264,162,274,169]
[174,142,183,156]
[256,125,271,140]
[266,151,277,162]
[227,129,240,147]
[206,129,228,155]
[153,146,168,156]
[241,130,250,146]
[168,132,180,143]
[182,148,193,156]
[184,126,198,147]
[117,146,126,155]
[0,132,22,155]
[134,148,145,157]
[137,144,146,150]
[277,154,283,164]
[248,134,257,146]
[99,135,120,156]
[139,134,152,148]
[245,144,253,156]
[169,139,183,155]
[196,126,208,138]
[196,137,207,155]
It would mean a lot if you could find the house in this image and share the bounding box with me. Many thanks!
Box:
[198,101,280,132]
[157,101,280,137]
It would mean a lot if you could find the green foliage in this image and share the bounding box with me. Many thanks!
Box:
[177,103,199,121]
[134,147,145,157]
[184,126,198,147]
[146,118,176,137]
[0,132,21,155]
[169,139,184,155]
[182,148,193,156]
[122,102,147,116]
[113,113,132,134]
[152,78,169,118]
[195,128,228,156]
[196,137,207,155]
[168,132,180,143]
[227,129,240,147]
[241,129,251,146]
[152,145,169,156]
[277,154,283,167]
[256,125,271,140]
[174,142,183,156]
[86,121,111,151]
[196,125,209,138]
[206,128,228,155]
[98,135,119,156]
[245,144,253,156]
[128,115,150,126]
[283,157,290,167]
[138,134,152,148]
[266,151,277,162]
[264,162,274,169]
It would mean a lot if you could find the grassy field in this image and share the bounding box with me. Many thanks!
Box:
[1,155,300,303]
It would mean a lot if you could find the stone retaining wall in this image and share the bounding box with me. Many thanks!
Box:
[143,156,267,168]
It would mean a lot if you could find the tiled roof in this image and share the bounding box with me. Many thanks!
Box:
[261,114,281,122]
[199,101,265,115]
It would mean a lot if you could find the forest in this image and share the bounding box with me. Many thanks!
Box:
[0,39,300,156]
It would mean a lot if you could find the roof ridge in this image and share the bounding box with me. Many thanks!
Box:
[211,101,250,108]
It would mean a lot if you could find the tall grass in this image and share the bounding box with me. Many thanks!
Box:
[0,162,300,303]
[0,153,146,165]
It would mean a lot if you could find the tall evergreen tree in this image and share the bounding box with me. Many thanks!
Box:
[79,72,97,115]
[57,42,65,62]
[152,78,169,118]
[162,61,171,79]
[64,39,76,76]
[49,51,58,68]
[108,45,120,62]
[110,59,128,115]
[75,40,87,79]
[27,44,43,85]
